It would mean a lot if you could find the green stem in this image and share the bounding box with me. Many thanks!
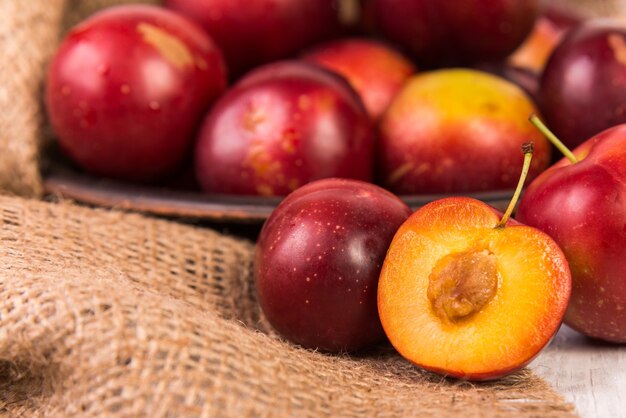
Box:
[496,143,534,229]
[529,114,578,163]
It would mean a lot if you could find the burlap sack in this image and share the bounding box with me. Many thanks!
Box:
[0,0,595,416]
[0,195,577,417]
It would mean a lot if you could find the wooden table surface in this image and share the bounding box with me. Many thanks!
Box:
[531,325,625,418]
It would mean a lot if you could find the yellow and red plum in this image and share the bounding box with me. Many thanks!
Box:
[508,7,581,74]
[378,69,550,194]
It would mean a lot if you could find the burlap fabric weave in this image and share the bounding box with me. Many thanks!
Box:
[0,0,160,197]
[0,195,577,417]
[0,0,597,416]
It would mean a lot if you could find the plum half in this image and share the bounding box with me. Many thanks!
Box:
[378,197,571,380]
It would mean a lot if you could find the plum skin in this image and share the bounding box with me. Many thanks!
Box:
[194,61,374,196]
[254,178,412,352]
[302,38,417,120]
[540,20,626,149]
[377,69,550,194]
[164,0,340,76]
[516,125,626,342]
[46,5,227,181]
[372,0,539,66]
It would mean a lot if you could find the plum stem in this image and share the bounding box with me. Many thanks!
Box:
[496,143,534,229]
[529,114,578,163]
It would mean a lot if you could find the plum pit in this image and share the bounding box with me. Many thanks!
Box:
[427,249,498,323]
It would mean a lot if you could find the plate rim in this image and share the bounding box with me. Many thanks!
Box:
[43,167,515,224]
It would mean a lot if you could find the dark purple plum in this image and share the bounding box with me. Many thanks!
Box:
[254,178,412,352]
[540,19,626,149]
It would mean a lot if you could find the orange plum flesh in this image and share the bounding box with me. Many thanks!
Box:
[378,197,571,381]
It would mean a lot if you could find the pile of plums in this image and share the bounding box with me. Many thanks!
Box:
[46,0,626,380]
[46,0,557,195]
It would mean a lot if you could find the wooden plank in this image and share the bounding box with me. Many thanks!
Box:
[531,325,626,418]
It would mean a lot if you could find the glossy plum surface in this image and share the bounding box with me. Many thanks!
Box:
[46,5,227,181]
[195,61,374,196]
[255,178,412,352]
[302,38,416,120]
[377,69,550,194]
[372,0,539,66]
[540,19,626,149]
[165,0,341,76]
[517,125,626,342]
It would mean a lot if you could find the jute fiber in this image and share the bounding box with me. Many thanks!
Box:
[0,195,578,417]
[0,0,64,197]
[0,0,160,198]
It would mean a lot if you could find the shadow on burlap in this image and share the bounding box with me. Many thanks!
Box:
[0,0,601,416]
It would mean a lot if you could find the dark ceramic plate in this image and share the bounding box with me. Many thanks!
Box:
[43,166,514,224]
